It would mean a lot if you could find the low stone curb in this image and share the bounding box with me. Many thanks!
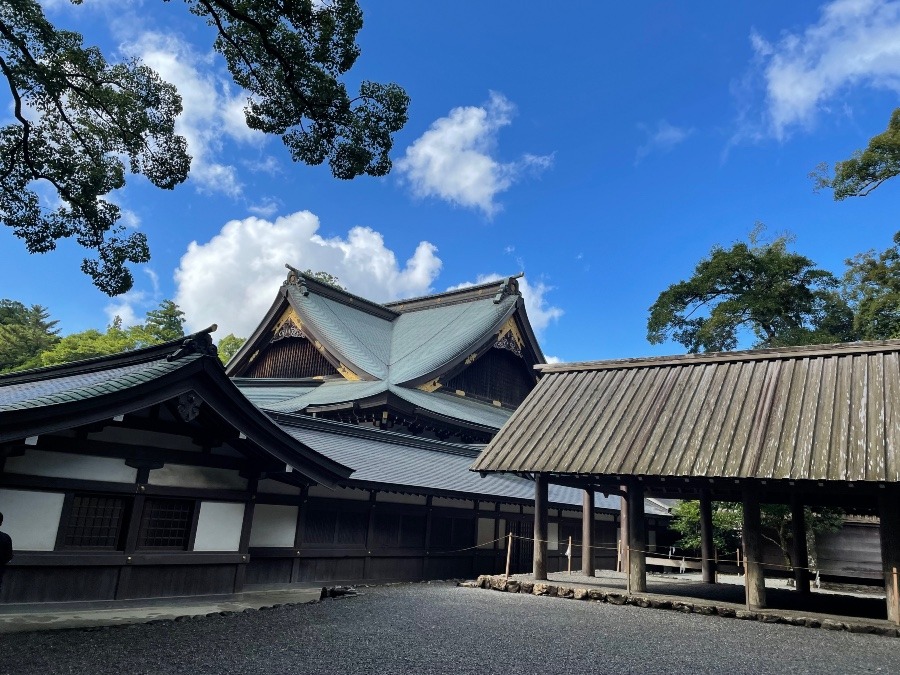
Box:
[459,575,900,639]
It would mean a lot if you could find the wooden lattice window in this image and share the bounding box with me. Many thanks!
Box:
[59,494,129,550]
[137,499,194,550]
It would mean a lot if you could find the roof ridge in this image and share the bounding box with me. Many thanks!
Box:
[537,338,900,374]
[384,274,523,312]
[0,326,219,386]
[284,265,399,320]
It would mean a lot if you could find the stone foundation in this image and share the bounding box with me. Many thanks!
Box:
[459,575,900,639]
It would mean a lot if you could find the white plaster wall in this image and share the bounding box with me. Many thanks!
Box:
[499,503,520,513]
[477,517,495,547]
[249,504,299,548]
[548,522,559,551]
[257,479,302,496]
[376,492,426,505]
[522,506,535,515]
[0,490,65,551]
[3,450,137,483]
[432,497,474,509]
[193,501,245,552]
[307,485,369,500]
[149,465,247,490]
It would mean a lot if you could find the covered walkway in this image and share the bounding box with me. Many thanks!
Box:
[473,340,900,624]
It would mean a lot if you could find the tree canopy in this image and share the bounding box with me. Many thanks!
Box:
[814,108,900,200]
[647,227,850,353]
[0,1,408,295]
[217,333,246,365]
[843,231,900,341]
[0,299,60,372]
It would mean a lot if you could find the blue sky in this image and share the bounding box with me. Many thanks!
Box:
[5,0,900,362]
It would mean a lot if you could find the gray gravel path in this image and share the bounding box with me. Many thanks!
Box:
[1,582,898,675]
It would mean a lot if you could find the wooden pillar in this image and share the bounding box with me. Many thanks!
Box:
[533,474,548,580]
[233,476,258,594]
[790,496,810,595]
[582,489,595,576]
[699,490,716,584]
[627,483,647,593]
[742,489,767,609]
[878,490,900,624]
[290,485,309,584]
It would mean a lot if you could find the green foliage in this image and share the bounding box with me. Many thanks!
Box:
[217,333,246,365]
[39,316,139,365]
[0,0,189,294]
[647,226,847,352]
[190,0,409,180]
[842,231,900,340]
[0,299,60,372]
[1,1,408,295]
[304,269,346,290]
[814,108,900,200]
[668,500,742,553]
[141,299,186,343]
[758,503,844,568]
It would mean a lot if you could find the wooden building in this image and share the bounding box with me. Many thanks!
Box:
[0,271,671,604]
[472,340,900,622]
[0,329,351,603]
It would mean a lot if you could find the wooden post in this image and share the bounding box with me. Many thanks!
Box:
[533,474,548,580]
[567,536,573,574]
[582,489,595,577]
[627,483,647,593]
[790,496,810,595]
[619,487,628,575]
[505,532,513,578]
[878,490,900,624]
[699,490,716,584]
[742,489,767,609]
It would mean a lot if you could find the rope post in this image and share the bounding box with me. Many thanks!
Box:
[505,532,513,578]
[567,536,573,575]
[893,567,900,625]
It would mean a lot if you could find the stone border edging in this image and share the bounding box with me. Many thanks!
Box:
[459,575,900,639]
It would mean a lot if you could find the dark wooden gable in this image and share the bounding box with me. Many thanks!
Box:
[245,315,338,379]
[443,320,536,407]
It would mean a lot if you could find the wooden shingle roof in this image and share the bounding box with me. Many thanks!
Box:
[472,340,900,483]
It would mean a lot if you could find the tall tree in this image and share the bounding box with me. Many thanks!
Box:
[141,299,186,343]
[1,1,408,295]
[814,108,900,200]
[0,299,60,372]
[304,269,346,290]
[842,231,900,340]
[647,227,852,353]
[217,333,246,365]
[38,316,138,366]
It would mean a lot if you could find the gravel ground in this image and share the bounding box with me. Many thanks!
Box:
[1,583,899,675]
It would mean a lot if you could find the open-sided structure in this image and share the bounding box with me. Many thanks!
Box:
[473,340,900,622]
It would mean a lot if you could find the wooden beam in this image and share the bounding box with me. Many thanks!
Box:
[742,489,767,609]
[533,474,548,580]
[627,483,647,593]
[878,490,900,624]
[582,489,595,577]
[791,496,810,595]
[699,490,716,584]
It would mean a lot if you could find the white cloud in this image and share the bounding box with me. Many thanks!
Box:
[122,32,262,197]
[247,198,282,218]
[396,92,553,216]
[447,274,563,336]
[740,0,900,140]
[544,355,562,364]
[174,211,443,336]
[635,120,693,163]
